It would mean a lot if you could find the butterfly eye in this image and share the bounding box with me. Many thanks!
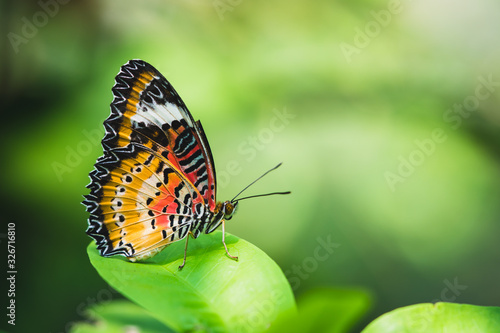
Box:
[223,201,238,220]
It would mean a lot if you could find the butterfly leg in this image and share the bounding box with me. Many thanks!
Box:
[179,232,194,270]
[222,220,238,261]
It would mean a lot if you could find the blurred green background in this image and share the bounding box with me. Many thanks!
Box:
[1,0,500,332]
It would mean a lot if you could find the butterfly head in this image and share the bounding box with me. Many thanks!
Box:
[223,200,238,220]
[206,200,238,234]
[213,200,238,222]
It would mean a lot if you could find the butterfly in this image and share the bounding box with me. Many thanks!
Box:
[83,60,288,269]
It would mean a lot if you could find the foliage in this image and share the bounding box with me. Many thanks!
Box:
[79,237,500,333]
[362,303,500,333]
[85,232,295,332]
[70,300,173,333]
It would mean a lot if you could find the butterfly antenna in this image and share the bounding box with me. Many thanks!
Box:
[231,163,290,202]
[234,191,291,201]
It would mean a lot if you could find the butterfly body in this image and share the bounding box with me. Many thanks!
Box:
[84,60,236,264]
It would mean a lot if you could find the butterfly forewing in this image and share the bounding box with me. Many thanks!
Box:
[84,60,217,260]
[104,60,216,207]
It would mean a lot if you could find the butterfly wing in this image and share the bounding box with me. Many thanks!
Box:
[84,60,216,260]
[104,59,216,207]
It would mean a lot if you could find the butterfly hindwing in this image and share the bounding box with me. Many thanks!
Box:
[84,60,217,260]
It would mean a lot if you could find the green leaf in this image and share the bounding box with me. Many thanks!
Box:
[267,287,371,333]
[87,231,296,333]
[362,303,500,333]
[70,300,174,333]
